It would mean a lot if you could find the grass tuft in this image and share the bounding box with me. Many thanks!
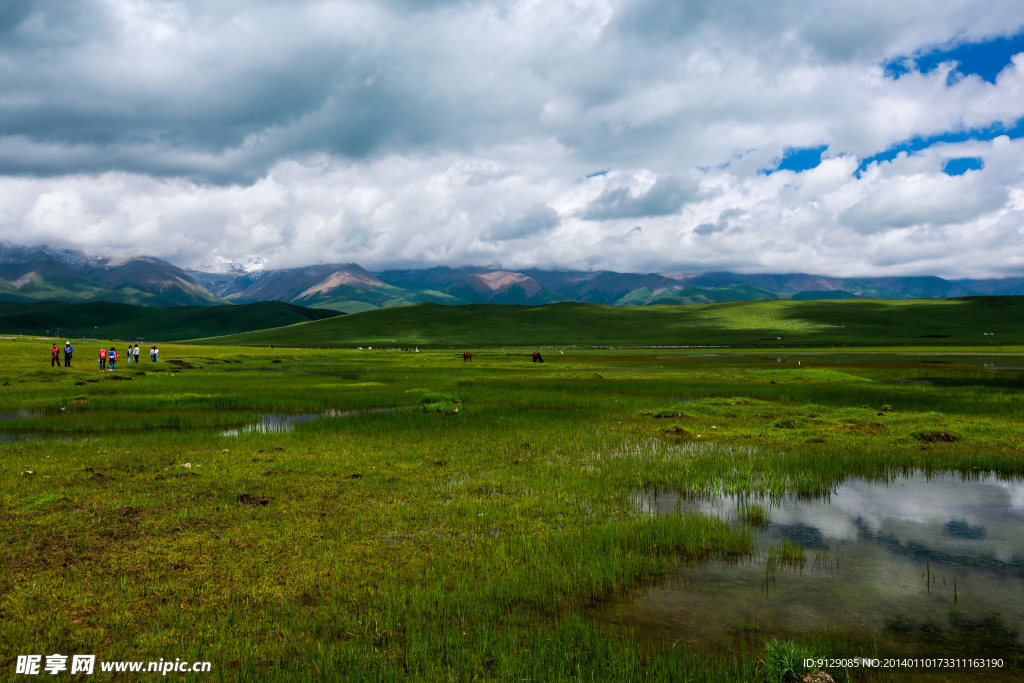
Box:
[760,638,814,683]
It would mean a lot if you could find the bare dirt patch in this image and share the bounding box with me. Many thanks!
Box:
[237,493,271,506]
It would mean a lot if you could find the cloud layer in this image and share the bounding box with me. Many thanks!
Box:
[1,0,1023,276]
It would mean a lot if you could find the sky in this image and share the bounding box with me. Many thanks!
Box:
[1,0,1024,277]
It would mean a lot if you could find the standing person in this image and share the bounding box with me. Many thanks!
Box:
[154,346,159,362]
[99,347,107,370]
[108,348,116,371]
[63,341,73,367]
[51,344,60,368]
[150,346,155,362]
[134,344,140,363]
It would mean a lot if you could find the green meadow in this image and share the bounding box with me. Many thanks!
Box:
[2,299,1024,681]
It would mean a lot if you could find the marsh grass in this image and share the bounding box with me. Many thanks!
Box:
[738,501,770,528]
[418,392,461,414]
[2,338,1023,680]
[760,638,814,683]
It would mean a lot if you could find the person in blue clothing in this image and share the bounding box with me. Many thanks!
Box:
[63,341,73,367]
[108,347,117,371]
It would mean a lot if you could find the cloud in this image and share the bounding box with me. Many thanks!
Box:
[580,175,704,220]
[483,203,560,242]
[840,156,1010,230]
[0,1,1022,276]
[693,208,745,236]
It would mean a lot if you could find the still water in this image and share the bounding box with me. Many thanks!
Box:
[221,409,393,436]
[610,473,1024,664]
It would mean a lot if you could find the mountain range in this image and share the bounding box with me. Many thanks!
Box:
[190,262,1020,312]
[3,242,1024,311]
[0,243,221,307]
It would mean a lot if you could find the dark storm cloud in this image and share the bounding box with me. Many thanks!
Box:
[580,176,704,220]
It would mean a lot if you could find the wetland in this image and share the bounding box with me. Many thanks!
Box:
[2,340,1023,681]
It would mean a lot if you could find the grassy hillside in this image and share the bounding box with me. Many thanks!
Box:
[614,284,778,306]
[299,286,469,312]
[0,301,342,341]
[193,296,1024,348]
[789,290,859,301]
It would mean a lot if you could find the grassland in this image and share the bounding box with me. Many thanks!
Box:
[195,296,1024,350]
[0,301,341,341]
[1,332,1023,681]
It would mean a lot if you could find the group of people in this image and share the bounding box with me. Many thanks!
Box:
[50,342,73,367]
[97,344,159,370]
[48,342,160,370]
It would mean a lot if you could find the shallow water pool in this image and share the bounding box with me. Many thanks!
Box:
[607,472,1024,669]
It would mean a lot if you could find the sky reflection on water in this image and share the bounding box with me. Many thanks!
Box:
[221,409,393,436]
[612,473,1024,662]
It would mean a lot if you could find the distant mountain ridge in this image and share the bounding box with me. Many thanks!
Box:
[1,243,1022,311]
[0,243,220,307]
[189,261,1024,312]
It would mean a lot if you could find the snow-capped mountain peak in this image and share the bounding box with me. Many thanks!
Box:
[186,256,266,274]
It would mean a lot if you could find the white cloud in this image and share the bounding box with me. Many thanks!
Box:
[0,0,1022,275]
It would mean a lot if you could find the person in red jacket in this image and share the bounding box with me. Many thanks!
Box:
[51,344,60,368]
[99,347,107,370]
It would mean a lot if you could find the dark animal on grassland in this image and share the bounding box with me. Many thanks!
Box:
[463,352,472,361]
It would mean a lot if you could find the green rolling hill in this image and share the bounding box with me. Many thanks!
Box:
[614,284,778,306]
[0,301,342,341]
[191,297,1024,349]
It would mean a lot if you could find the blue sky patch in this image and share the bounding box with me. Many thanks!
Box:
[586,168,610,178]
[856,117,1023,176]
[885,32,1024,84]
[764,145,828,175]
[943,157,984,175]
